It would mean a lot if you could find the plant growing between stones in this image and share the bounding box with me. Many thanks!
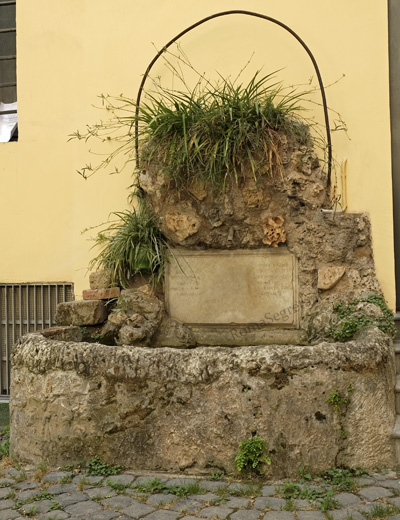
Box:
[85,455,123,476]
[89,197,170,288]
[326,387,353,414]
[327,294,396,342]
[235,436,271,474]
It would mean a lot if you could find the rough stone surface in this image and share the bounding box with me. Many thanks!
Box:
[317,266,346,290]
[10,327,396,477]
[39,326,82,342]
[104,286,164,347]
[55,300,107,326]
[89,270,113,290]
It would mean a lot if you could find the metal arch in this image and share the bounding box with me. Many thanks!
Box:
[134,10,332,185]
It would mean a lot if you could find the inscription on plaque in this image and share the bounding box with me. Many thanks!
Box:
[166,249,298,326]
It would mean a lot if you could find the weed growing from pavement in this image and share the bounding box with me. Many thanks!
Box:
[210,471,225,480]
[322,467,369,492]
[366,504,400,518]
[133,478,206,498]
[106,478,130,493]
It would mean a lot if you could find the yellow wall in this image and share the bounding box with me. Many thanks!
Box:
[0,1,395,307]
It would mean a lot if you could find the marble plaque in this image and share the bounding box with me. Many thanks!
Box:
[166,249,298,326]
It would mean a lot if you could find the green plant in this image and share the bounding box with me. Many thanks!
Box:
[298,465,313,483]
[282,499,295,511]
[318,490,339,511]
[1,424,10,435]
[366,504,400,519]
[326,390,351,414]
[49,501,64,511]
[0,438,9,457]
[322,467,368,492]
[89,198,170,288]
[229,483,262,497]
[210,471,225,481]
[60,474,72,484]
[138,71,308,192]
[235,436,271,473]
[24,505,38,517]
[85,455,122,476]
[106,478,130,493]
[328,294,396,342]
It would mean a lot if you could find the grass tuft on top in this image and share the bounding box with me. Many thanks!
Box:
[139,71,307,192]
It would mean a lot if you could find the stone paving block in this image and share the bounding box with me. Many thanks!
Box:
[0,479,14,488]
[228,483,251,493]
[373,472,398,480]
[225,497,251,508]
[85,510,120,520]
[64,499,103,516]
[358,486,394,501]
[147,493,178,506]
[0,488,11,499]
[180,516,201,520]
[170,498,203,513]
[0,499,15,511]
[38,511,70,520]
[190,492,218,502]
[254,497,286,511]
[199,481,227,491]
[142,511,182,520]
[293,499,312,509]
[358,477,377,486]
[15,488,42,501]
[20,499,53,515]
[198,506,234,519]
[262,486,277,497]
[329,509,365,520]
[380,480,400,491]
[0,509,20,520]
[263,512,295,520]
[1,469,19,478]
[105,474,136,487]
[133,476,168,487]
[388,515,400,520]
[14,480,39,490]
[231,510,262,520]
[72,474,104,486]
[389,497,400,508]
[57,491,90,507]
[120,501,155,519]
[355,503,375,515]
[85,486,116,499]
[103,495,137,509]
[165,478,197,487]
[43,471,73,483]
[297,512,325,520]
[47,483,76,495]
[334,493,361,508]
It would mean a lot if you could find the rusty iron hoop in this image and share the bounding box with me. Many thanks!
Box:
[134,10,332,185]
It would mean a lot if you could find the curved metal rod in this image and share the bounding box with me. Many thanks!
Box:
[135,10,332,185]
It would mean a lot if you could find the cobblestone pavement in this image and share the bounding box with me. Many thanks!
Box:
[1,467,400,520]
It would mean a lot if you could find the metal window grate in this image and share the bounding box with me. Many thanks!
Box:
[0,283,74,398]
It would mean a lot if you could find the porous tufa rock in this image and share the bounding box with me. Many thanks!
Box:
[10,328,396,475]
[164,211,203,242]
[262,216,286,247]
[89,270,113,290]
[55,300,108,326]
[318,265,346,290]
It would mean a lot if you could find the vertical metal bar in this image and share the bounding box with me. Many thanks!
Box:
[0,286,2,392]
[26,285,30,333]
[48,285,52,327]
[11,285,15,345]
[19,284,23,338]
[0,286,4,395]
[33,285,37,331]
[41,285,44,329]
